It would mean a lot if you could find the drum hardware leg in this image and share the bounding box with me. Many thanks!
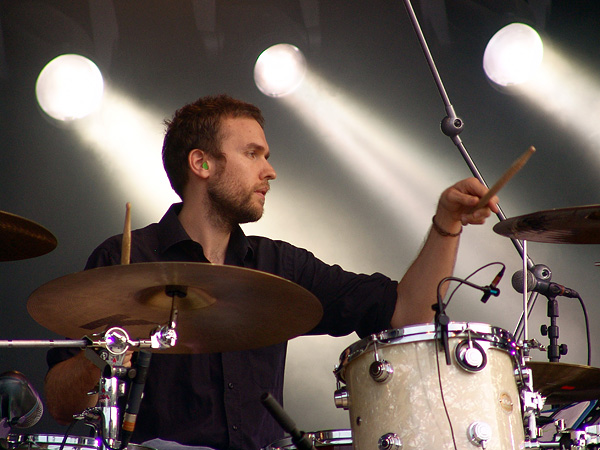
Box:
[520,366,546,443]
[377,433,402,450]
[542,420,600,450]
[467,421,492,448]
[552,427,587,449]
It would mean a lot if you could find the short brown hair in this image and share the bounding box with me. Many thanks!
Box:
[162,94,265,198]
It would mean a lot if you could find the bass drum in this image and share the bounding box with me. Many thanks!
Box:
[265,429,352,450]
[334,322,525,450]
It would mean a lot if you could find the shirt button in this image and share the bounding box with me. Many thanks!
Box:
[228,382,234,389]
[232,425,239,431]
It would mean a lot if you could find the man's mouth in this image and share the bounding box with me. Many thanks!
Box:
[255,185,269,198]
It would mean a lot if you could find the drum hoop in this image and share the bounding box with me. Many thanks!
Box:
[334,322,518,381]
[8,434,99,448]
[310,429,352,445]
[265,430,352,450]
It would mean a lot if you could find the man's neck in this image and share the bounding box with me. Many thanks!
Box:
[178,201,232,265]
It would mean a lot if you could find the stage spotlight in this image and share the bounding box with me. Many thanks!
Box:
[254,43,306,98]
[483,23,543,88]
[35,54,104,121]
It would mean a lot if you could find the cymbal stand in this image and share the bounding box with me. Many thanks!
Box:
[81,321,178,450]
[0,321,178,450]
[83,327,133,449]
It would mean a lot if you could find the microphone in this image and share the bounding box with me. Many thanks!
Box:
[261,393,316,450]
[480,267,505,303]
[120,350,152,449]
[0,371,44,434]
[512,270,579,299]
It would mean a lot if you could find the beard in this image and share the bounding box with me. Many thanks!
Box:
[206,170,265,227]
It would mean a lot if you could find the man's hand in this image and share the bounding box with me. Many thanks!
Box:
[436,177,500,231]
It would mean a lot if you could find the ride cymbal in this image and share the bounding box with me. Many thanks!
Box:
[0,211,57,261]
[493,205,600,244]
[527,361,600,404]
[27,262,323,354]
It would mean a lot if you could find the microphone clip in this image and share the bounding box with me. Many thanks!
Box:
[432,301,452,366]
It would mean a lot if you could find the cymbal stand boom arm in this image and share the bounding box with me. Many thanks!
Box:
[400,0,532,267]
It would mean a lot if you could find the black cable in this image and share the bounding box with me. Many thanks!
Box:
[434,335,458,450]
[444,262,505,308]
[59,420,79,450]
[575,294,591,366]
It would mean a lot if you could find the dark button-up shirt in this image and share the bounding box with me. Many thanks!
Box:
[48,203,398,450]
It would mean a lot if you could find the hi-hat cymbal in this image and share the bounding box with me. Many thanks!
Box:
[493,205,600,244]
[527,361,600,403]
[0,211,57,261]
[27,262,323,354]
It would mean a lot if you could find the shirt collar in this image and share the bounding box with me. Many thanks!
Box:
[157,203,254,263]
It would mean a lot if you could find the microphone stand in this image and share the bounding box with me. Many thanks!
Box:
[543,295,566,362]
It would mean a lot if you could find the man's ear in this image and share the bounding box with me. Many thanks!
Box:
[189,149,210,178]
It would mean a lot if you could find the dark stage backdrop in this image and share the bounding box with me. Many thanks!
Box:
[1,0,600,437]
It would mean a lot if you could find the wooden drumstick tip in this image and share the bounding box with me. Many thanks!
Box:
[471,146,536,212]
[121,202,132,265]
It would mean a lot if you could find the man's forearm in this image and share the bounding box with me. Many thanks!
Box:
[44,351,101,425]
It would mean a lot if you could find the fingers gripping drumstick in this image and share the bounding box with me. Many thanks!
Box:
[121,202,131,265]
[470,146,536,212]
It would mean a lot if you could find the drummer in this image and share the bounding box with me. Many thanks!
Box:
[44,94,498,450]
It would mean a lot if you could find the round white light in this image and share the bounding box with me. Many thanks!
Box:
[254,44,307,98]
[483,23,543,87]
[35,54,104,121]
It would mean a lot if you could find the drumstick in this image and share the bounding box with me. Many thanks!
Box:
[121,202,131,265]
[470,146,536,212]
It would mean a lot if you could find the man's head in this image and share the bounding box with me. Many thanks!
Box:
[162,94,265,198]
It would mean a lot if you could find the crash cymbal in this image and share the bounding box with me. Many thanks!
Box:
[493,205,600,244]
[0,211,57,261]
[27,262,323,354]
[527,361,600,403]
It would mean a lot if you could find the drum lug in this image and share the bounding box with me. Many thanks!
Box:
[378,433,402,450]
[467,421,492,448]
[369,360,394,383]
[334,387,350,410]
